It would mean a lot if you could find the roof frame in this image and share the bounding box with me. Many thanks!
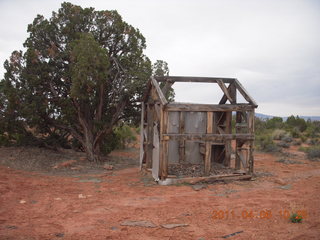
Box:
[145,76,257,107]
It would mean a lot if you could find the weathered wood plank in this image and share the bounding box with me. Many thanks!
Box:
[219,83,236,104]
[207,112,213,134]
[166,103,255,112]
[248,140,254,174]
[155,76,236,84]
[179,111,185,163]
[237,151,247,170]
[247,110,255,134]
[234,79,258,106]
[139,102,145,169]
[158,174,252,185]
[151,77,168,105]
[204,142,211,176]
[217,79,233,103]
[160,110,169,179]
[224,141,231,167]
[146,103,154,168]
[163,133,254,141]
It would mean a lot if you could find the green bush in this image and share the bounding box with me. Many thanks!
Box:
[271,129,287,140]
[277,142,290,148]
[114,124,137,149]
[298,146,320,160]
[290,213,303,223]
[256,134,280,152]
[307,147,320,160]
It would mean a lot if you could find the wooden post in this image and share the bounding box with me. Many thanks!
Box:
[205,112,213,176]
[146,103,154,169]
[179,111,185,163]
[248,140,254,174]
[160,110,169,179]
[224,111,232,166]
[139,102,145,169]
[205,141,211,176]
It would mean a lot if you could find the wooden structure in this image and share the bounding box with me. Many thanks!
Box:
[140,76,258,185]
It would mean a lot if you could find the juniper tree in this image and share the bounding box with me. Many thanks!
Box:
[1,2,152,161]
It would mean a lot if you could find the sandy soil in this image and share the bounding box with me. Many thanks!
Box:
[0,146,319,240]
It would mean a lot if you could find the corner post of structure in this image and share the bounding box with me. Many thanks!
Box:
[139,102,145,169]
[248,109,255,174]
[205,112,213,176]
[159,108,169,179]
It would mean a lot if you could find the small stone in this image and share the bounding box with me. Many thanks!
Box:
[6,225,17,229]
[53,160,77,169]
[161,223,189,229]
[192,184,207,191]
[55,233,64,238]
[20,200,26,204]
[104,164,113,170]
[120,220,157,228]
[78,194,86,199]
[274,178,286,186]
[54,197,62,201]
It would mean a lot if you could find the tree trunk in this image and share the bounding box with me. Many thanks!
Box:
[83,125,100,162]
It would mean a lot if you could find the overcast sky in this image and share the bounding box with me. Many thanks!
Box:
[0,0,319,116]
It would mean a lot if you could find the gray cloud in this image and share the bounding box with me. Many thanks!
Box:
[0,0,319,116]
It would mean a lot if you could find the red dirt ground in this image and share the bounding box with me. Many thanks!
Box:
[0,146,320,240]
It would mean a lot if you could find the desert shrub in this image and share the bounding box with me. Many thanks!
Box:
[306,147,320,160]
[272,129,287,140]
[282,135,293,143]
[292,140,301,146]
[277,142,290,148]
[256,134,280,152]
[306,138,319,145]
[298,146,320,160]
[114,124,137,149]
[300,135,307,143]
[289,127,301,138]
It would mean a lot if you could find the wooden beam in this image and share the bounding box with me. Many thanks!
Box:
[179,112,185,163]
[234,79,258,107]
[139,102,145,169]
[159,110,169,179]
[155,76,236,84]
[247,110,255,134]
[151,77,168,105]
[207,112,213,134]
[248,140,254,174]
[217,79,233,103]
[237,151,247,170]
[146,103,154,169]
[163,133,254,141]
[219,82,237,104]
[166,103,255,112]
[204,142,212,176]
[158,174,252,185]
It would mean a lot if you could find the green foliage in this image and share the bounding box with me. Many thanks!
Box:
[152,60,175,102]
[286,115,307,132]
[114,125,137,149]
[255,117,320,155]
[290,213,303,223]
[271,129,287,140]
[0,2,157,161]
[70,33,109,100]
[256,134,280,152]
[266,117,283,129]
